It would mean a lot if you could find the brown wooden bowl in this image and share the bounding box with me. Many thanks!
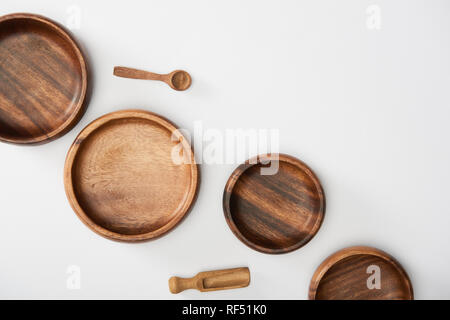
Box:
[0,13,89,145]
[309,246,414,300]
[223,154,325,254]
[64,110,199,241]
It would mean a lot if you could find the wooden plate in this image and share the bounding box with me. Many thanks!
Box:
[223,154,325,254]
[0,13,88,145]
[64,110,199,241]
[309,246,414,300]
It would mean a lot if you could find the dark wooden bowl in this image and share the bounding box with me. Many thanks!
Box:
[223,154,325,254]
[309,246,414,300]
[64,110,199,242]
[0,13,89,145]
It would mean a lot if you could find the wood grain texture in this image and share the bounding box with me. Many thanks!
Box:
[0,13,89,145]
[223,154,325,254]
[114,66,191,91]
[169,267,250,293]
[309,246,414,300]
[64,110,199,242]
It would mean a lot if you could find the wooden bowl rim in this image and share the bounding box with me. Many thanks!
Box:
[223,153,325,254]
[0,13,88,145]
[308,246,414,300]
[64,109,199,242]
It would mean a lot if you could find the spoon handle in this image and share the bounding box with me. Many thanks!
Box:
[113,66,166,81]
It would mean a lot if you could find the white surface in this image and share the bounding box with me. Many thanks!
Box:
[1,0,450,299]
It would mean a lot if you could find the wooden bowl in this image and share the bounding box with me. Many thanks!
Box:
[223,154,325,254]
[64,110,199,241]
[309,246,414,300]
[0,13,88,145]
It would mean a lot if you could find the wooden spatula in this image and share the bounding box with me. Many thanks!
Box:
[169,267,250,293]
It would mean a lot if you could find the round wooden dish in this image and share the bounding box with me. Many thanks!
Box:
[223,154,325,254]
[0,13,88,145]
[309,246,414,300]
[64,110,199,241]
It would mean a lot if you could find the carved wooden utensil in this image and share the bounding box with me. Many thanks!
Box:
[309,246,413,300]
[0,13,89,145]
[169,267,250,293]
[114,66,191,91]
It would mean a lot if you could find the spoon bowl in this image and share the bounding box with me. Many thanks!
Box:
[168,70,192,91]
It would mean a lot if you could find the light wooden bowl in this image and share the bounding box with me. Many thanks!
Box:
[64,110,199,241]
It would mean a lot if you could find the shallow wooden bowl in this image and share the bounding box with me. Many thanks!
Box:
[309,246,414,300]
[223,154,325,254]
[0,13,88,145]
[64,110,199,241]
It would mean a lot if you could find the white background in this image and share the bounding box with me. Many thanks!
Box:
[1,0,449,299]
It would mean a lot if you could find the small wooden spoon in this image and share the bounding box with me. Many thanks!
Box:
[169,267,250,293]
[113,66,191,91]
